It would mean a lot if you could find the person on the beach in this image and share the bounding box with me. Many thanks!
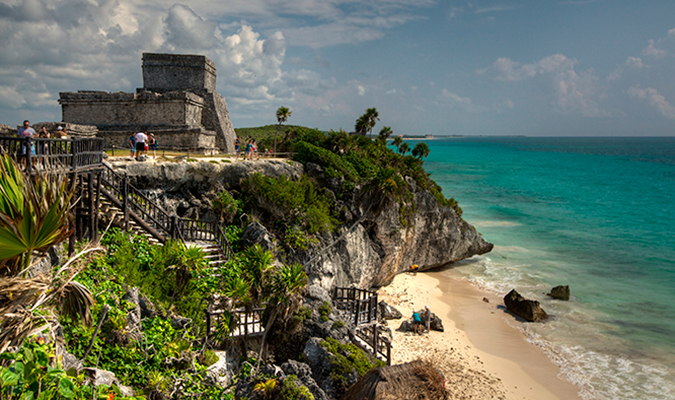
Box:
[412,309,423,334]
[409,264,419,275]
[423,305,431,333]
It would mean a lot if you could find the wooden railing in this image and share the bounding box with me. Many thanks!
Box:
[334,287,378,326]
[100,163,172,242]
[355,324,391,365]
[205,305,266,342]
[0,136,104,173]
[100,162,233,259]
[333,287,390,364]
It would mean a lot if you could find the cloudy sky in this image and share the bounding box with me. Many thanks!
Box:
[2,0,675,136]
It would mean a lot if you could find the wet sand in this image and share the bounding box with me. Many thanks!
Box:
[378,270,583,400]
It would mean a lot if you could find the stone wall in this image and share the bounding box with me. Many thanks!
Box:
[142,53,216,93]
[60,91,205,128]
[58,53,236,152]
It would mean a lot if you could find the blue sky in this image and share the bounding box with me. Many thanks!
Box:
[1,0,675,136]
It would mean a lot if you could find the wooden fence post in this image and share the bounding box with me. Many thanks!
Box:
[122,175,129,231]
[372,325,378,359]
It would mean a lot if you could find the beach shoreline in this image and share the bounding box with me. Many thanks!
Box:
[378,267,583,400]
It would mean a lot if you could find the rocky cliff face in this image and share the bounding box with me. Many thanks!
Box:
[110,159,492,289]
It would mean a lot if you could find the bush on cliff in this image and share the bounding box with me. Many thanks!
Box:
[241,173,338,234]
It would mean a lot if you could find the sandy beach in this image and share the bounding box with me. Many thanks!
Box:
[377,268,583,400]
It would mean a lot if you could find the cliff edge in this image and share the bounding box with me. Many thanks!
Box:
[112,158,492,289]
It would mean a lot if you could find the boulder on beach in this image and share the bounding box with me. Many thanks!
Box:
[378,301,403,320]
[396,310,444,332]
[503,289,549,322]
[547,285,570,301]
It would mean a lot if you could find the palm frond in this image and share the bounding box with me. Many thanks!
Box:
[58,281,94,327]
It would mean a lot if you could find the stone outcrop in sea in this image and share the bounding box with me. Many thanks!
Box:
[110,158,493,290]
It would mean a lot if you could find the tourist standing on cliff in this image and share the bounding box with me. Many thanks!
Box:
[37,126,50,166]
[234,136,241,160]
[17,120,36,167]
[148,133,157,159]
[134,130,148,158]
[129,133,136,157]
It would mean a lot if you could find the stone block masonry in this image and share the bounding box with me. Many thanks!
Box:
[59,53,236,153]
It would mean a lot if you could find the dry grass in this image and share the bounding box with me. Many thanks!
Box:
[340,359,447,400]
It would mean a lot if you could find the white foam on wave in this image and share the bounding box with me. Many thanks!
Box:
[448,254,675,400]
[527,336,675,400]
[473,220,522,228]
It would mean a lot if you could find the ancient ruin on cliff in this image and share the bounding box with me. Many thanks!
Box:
[59,53,236,152]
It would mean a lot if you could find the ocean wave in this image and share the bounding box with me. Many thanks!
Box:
[451,256,675,400]
[473,220,523,228]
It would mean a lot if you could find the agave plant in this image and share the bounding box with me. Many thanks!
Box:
[0,154,96,353]
[0,154,73,276]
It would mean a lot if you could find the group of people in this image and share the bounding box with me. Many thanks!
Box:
[17,120,68,140]
[16,120,68,167]
[129,130,157,159]
[412,305,432,335]
[234,136,261,161]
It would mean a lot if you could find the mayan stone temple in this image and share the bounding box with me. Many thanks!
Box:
[59,53,236,152]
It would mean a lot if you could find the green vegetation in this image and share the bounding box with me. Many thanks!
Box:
[241,173,338,234]
[319,337,385,389]
[279,375,314,400]
[318,302,332,322]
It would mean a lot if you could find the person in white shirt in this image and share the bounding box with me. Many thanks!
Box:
[134,130,148,157]
[17,120,36,167]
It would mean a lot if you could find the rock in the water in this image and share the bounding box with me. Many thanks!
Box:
[378,301,403,320]
[503,289,548,322]
[547,285,570,301]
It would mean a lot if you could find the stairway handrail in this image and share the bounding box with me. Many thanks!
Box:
[179,218,233,260]
[101,162,173,238]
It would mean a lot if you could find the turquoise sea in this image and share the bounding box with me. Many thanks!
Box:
[422,137,675,400]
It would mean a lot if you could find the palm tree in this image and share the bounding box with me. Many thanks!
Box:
[354,115,368,136]
[392,136,403,152]
[376,126,393,145]
[354,108,379,138]
[255,262,307,371]
[412,142,430,160]
[398,142,410,155]
[275,106,292,156]
[364,108,379,139]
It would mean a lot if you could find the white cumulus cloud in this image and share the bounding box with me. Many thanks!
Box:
[628,86,675,119]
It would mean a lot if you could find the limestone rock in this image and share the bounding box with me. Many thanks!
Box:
[109,159,493,291]
[378,301,403,320]
[281,360,328,400]
[503,289,549,322]
[306,284,332,303]
[397,311,443,332]
[547,285,570,301]
[241,221,278,253]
